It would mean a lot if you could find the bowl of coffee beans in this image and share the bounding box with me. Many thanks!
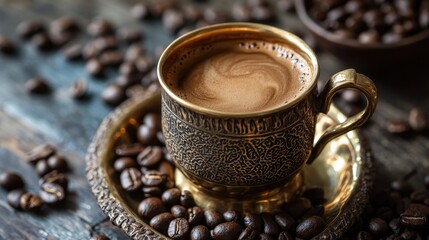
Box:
[295,0,429,71]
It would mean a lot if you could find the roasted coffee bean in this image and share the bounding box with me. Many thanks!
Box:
[137,125,158,146]
[157,160,173,179]
[142,170,166,187]
[183,5,203,22]
[114,157,138,172]
[50,32,75,47]
[36,159,52,176]
[223,210,241,222]
[278,231,293,240]
[302,187,325,205]
[391,180,414,196]
[168,218,190,239]
[17,20,45,39]
[25,77,51,94]
[356,231,372,240]
[231,3,252,22]
[302,205,325,219]
[358,29,380,43]
[141,68,159,87]
[274,212,295,231]
[116,74,140,88]
[162,9,185,34]
[119,28,143,44]
[143,113,162,130]
[278,0,295,13]
[0,36,16,55]
[131,3,151,20]
[115,143,144,157]
[119,62,139,76]
[243,213,263,231]
[69,79,87,100]
[258,233,272,240]
[0,172,24,191]
[204,209,224,229]
[83,42,101,59]
[400,203,429,229]
[246,0,269,7]
[137,146,162,167]
[238,227,259,240]
[63,43,82,61]
[7,189,25,209]
[87,19,114,37]
[135,55,153,74]
[20,192,44,210]
[190,225,210,240]
[101,84,126,106]
[162,188,181,206]
[285,197,312,219]
[368,218,389,236]
[251,5,275,22]
[401,231,419,239]
[211,221,242,240]
[142,186,163,198]
[420,9,429,28]
[120,167,142,192]
[387,119,412,136]
[126,85,146,98]
[408,107,428,132]
[50,16,79,34]
[181,190,196,208]
[125,43,145,62]
[89,235,109,240]
[333,28,356,39]
[47,155,68,172]
[296,216,326,239]
[376,206,395,222]
[410,190,429,203]
[138,197,166,219]
[31,33,53,50]
[40,182,65,204]
[260,212,279,237]
[99,50,123,67]
[171,205,189,219]
[189,206,204,226]
[150,212,174,234]
[389,217,402,234]
[148,0,176,19]
[382,32,403,43]
[39,170,68,191]
[86,58,105,77]
[157,132,166,145]
[203,8,229,24]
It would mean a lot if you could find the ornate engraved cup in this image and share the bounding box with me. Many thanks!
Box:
[158,23,377,197]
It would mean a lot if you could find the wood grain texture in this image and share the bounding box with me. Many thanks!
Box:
[0,0,428,239]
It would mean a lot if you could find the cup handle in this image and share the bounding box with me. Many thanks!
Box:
[307,69,377,164]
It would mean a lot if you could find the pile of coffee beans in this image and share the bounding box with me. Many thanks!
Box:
[0,144,70,211]
[307,0,429,44]
[114,112,330,239]
[387,107,429,136]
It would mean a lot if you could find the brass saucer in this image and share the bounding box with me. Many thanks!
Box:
[86,89,375,240]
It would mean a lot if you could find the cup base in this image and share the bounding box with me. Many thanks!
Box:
[175,169,304,213]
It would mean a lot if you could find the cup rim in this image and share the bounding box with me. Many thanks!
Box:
[157,22,320,117]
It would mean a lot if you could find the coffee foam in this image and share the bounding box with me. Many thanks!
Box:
[165,40,312,113]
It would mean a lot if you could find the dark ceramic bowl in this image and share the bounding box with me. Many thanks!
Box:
[295,0,429,73]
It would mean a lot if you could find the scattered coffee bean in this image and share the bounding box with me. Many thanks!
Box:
[20,192,44,210]
[126,85,146,98]
[25,77,51,94]
[89,235,109,240]
[171,205,189,219]
[243,213,263,231]
[188,206,204,226]
[50,31,75,47]
[278,0,295,13]
[204,209,224,229]
[40,182,65,204]
[223,210,241,223]
[86,58,104,77]
[368,217,389,236]
[99,50,123,67]
[131,3,151,20]
[296,216,326,239]
[0,36,16,55]
[137,146,162,167]
[158,161,174,180]
[168,218,190,239]
[251,5,275,22]
[7,189,26,209]
[400,203,429,229]
[260,212,279,237]
[47,155,68,172]
[302,205,325,219]
[203,8,229,24]
[274,212,295,231]
[387,119,412,136]
[391,179,414,197]
[181,190,196,208]
[0,172,24,191]
[62,43,82,61]
[238,227,259,240]
[87,19,114,37]
[408,107,428,132]
[162,188,181,206]
[143,186,163,198]
[101,84,126,106]
[114,157,138,172]
[258,233,272,240]
[115,143,144,157]
[232,3,252,22]
[190,225,210,240]
[148,0,176,19]
[138,197,166,219]
[17,20,45,39]
[118,28,143,44]
[120,167,142,192]
[31,33,54,50]
[125,43,145,62]
[69,79,87,100]
[162,9,185,34]
[39,170,68,192]
[183,5,203,22]
[142,170,166,187]
[35,159,52,176]
[50,16,79,35]
[150,212,175,234]
[26,144,55,164]
[137,124,158,145]
[211,221,242,240]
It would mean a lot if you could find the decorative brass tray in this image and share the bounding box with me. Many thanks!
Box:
[86,89,375,239]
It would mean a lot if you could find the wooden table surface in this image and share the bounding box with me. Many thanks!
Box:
[0,0,429,239]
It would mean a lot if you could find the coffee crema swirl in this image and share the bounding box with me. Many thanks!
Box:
[166,41,312,114]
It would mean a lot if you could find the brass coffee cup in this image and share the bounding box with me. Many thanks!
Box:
[158,23,377,197]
